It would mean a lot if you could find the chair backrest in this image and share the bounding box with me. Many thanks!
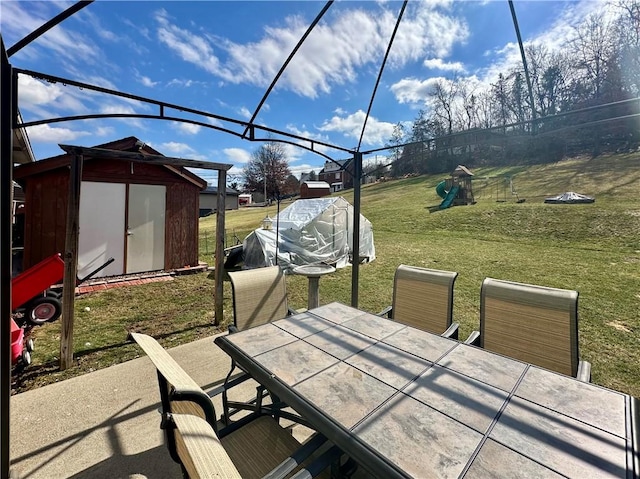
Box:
[480,278,579,377]
[392,265,458,334]
[228,266,289,331]
[130,332,217,427]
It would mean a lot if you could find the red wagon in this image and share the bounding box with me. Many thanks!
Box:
[12,253,65,326]
[10,253,114,370]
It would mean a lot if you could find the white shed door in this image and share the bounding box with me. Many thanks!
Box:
[126,184,166,274]
[78,182,126,278]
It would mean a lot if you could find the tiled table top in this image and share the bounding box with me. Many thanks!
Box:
[216,302,638,479]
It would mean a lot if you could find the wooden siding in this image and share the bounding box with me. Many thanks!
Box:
[23,170,68,269]
[166,182,200,269]
[19,158,203,272]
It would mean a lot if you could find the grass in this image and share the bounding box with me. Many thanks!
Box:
[16,152,640,398]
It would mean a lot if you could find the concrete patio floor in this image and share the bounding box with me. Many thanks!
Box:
[9,332,259,479]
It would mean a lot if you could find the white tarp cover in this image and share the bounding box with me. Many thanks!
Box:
[544,191,595,204]
[243,197,375,271]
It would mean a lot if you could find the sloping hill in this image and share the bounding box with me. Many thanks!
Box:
[201,152,640,396]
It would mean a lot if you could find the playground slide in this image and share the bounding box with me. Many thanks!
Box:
[439,185,459,209]
[435,180,448,199]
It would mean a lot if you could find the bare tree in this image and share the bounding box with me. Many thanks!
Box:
[242,141,292,201]
[570,12,618,101]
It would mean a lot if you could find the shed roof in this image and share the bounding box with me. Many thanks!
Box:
[13,136,207,188]
[302,181,330,189]
[201,186,240,196]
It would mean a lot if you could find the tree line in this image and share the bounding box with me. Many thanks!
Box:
[386,1,640,177]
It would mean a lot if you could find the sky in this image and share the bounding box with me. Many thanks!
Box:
[1,0,616,185]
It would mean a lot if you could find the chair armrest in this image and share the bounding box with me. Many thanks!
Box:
[442,322,459,340]
[171,413,241,478]
[464,330,480,346]
[377,305,392,318]
[577,360,591,382]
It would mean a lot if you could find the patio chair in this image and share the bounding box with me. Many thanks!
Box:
[378,265,459,339]
[129,332,331,479]
[228,266,298,333]
[223,266,300,423]
[465,278,591,382]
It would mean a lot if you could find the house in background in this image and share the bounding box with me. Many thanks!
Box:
[318,159,351,192]
[300,181,330,199]
[13,136,206,278]
[199,186,239,216]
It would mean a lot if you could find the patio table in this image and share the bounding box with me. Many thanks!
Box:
[215,302,639,479]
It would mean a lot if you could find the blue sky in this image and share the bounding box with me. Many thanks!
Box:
[1,1,615,185]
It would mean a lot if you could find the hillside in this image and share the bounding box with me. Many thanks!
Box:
[200,151,640,396]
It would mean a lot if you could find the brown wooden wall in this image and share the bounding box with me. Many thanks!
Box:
[166,182,200,269]
[19,158,202,272]
[23,170,69,269]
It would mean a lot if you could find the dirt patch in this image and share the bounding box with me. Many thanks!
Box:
[607,321,632,333]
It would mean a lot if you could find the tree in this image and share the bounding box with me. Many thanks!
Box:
[242,142,292,201]
[282,174,300,197]
[308,170,317,181]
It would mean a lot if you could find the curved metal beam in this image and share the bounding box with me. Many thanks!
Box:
[18,113,341,163]
[14,68,354,155]
[243,1,334,138]
[357,1,408,152]
[508,0,537,132]
[7,1,94,57]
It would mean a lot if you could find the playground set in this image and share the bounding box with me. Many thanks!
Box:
[435,165,475,209]
[435,165,523,209]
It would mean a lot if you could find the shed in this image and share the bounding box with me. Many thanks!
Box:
[200,186,239,216]
[300,181,330,199]
[13,136,207,278]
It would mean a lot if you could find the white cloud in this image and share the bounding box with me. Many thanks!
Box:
[223,148,252,164]
[318,110,395,146]
[159,142,196,155]
[153,2,468,99]
[26,124,91,143]
[390,77,442,104]
[100,104,138,115]
[238,107,252,119]
[0,2,103,65]
[139,75,158,88]
[423,58,465,73]
[173,122,202,135]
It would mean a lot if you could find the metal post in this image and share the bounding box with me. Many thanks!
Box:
[214,170,227,325]
[60,155,83,370]
[1,37,13,479]
[350,152,362,307]
[509,0,537,133]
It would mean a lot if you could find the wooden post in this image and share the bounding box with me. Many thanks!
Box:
[214,170,227,325]
[60,154,83,370]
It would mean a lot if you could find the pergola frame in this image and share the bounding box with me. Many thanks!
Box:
[0,0,541,476]
[0,3,371,474]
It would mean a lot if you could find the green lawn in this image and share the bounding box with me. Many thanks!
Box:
[17,152,640,398]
